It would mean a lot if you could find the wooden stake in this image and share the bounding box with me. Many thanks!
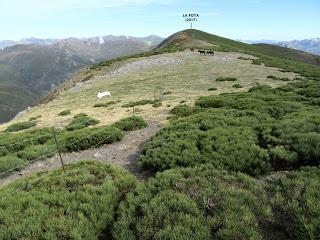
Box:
[52,127,65,171]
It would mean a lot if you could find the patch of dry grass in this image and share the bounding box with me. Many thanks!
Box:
[0,51,301,131]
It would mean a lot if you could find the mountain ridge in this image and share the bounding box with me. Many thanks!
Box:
[0,35,163,123]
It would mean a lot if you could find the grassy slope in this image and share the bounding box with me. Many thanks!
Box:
[254,43,320,66]
[0,51,299,131]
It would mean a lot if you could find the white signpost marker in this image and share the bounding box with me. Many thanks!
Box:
[183,13,200,29]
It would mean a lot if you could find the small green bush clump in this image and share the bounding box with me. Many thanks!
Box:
[122,99,154,108]
[29,115,41,121]
[238,56,252,60]
[113,116,147,131]
[114,165,273,240]
[58,110,71,116]
[163,91,172,95]
[66,114,99,131]
[216,77,237,82]
[208,87,217,91]
[0,155,27,174]
[152,99,162,108]
[0,161,137,240]
[170,105,201,117]
[267,75,291,81]
[93,100,120,108]
[59,126,123,152]
[4,121,36,132]
[17,144,56,161]
[232,84,243,88]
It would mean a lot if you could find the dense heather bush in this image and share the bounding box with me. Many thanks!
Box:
[170,105,202,117]
[59,126,123,152]
[112,116,147,131]
[0,161,137,240]
[66,114,100,131]
[267,75,291,81]
[58,110,71,116]
[122,99,154,108]
[93,100,120,108]
[232,83,243,88]
[4,121,36,132]
[17,144,56,161]
[152,99,162,108]
[0,128,53,153]
[140,81,320,174]
[208,87,217,91]
[0,155,27,174]
[29,115,41,121]
[140,111,270,176]
[216,77,237,82]
[114,165,273,240]
[267,167,320,240]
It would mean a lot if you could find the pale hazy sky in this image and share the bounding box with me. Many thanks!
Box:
[0,0,319,41]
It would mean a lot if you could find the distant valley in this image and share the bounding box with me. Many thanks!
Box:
[0,35,163,123]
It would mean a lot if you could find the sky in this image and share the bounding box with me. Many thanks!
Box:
[0,0,319,41]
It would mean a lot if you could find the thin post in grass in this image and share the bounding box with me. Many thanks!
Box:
[51,127,65,172]
[132,105,135,116]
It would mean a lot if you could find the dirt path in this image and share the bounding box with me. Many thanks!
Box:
[0,122,162,187]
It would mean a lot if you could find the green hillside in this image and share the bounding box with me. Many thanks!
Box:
[0,29,319,239]
[254,43,320,66]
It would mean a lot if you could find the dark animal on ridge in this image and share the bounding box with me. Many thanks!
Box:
[207,50,215,55]
[190,48,195,52]
[198,50,206,55]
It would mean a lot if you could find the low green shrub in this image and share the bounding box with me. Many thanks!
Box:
[113,116,147,131]
[0,128,53,153]
[208,87,217,91]
[163,91,172,95]
[93,100,120,108]
[74,113,88,118]
[122,99,154,108]
[140,81,320,174]
[17,144,56,161]
[0,161,137,239]
[251,59,262,65]
[267,75,291,81]
[0,155,27,174]
[59,126,123,152]
[267,167,320,240]
[4,122,36,132]
[29,115,41,121]
[216,77,237,82]
[152,99,162,108]
[114,165,273,240]
[66,114,99,131]
[139,109,271,176]
[232,84,243,88]
[58,110,71,116]
[238,56,252,60]
[170,105,201,117]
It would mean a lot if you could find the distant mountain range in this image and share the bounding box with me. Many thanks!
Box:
[0,35,163,123]
[0,38,59,49]
[276,39,320,56]
[240,38,320,56]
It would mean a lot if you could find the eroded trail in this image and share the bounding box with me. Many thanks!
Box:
[0,122,162,187]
